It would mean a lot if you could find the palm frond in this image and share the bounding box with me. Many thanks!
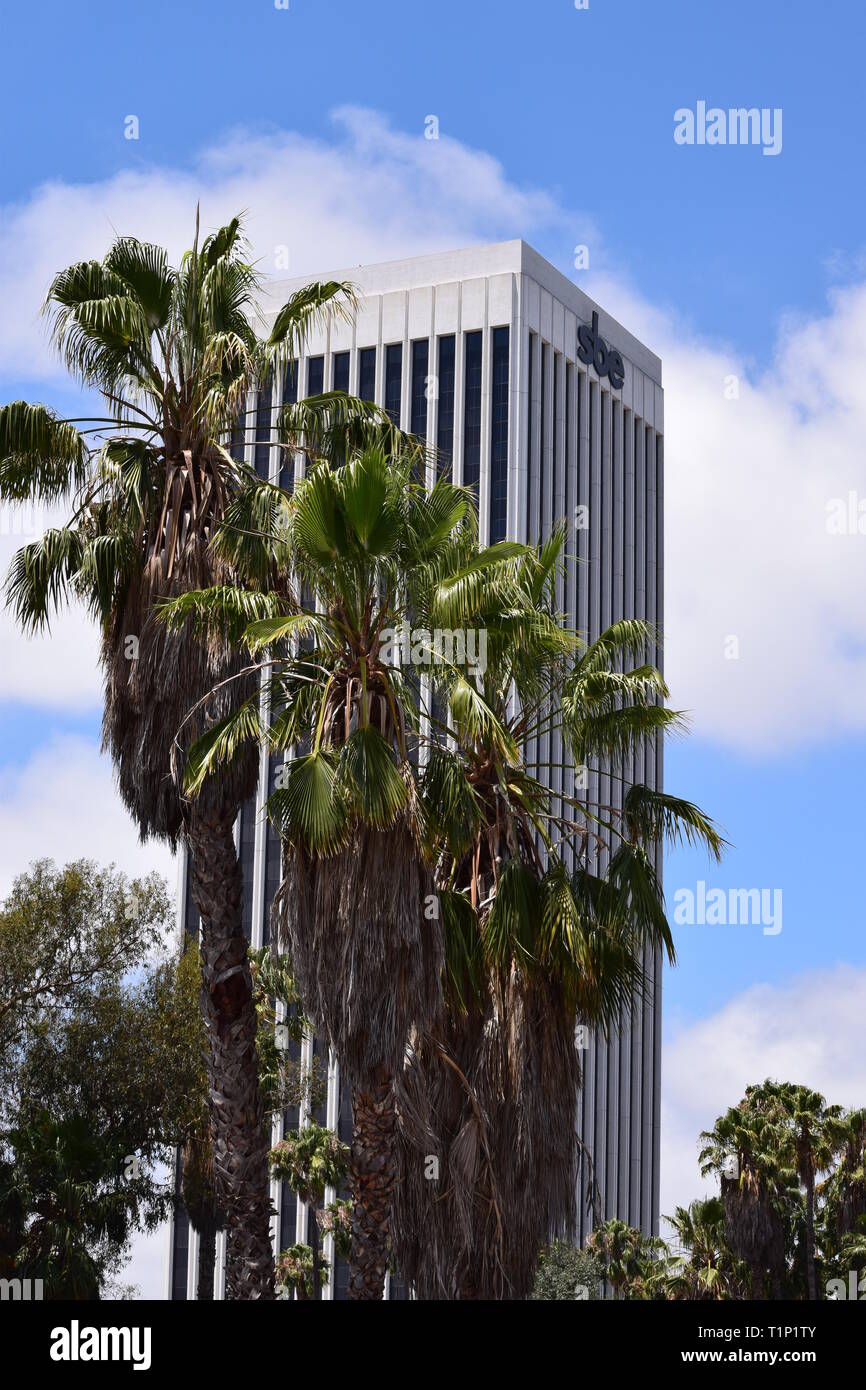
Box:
[268,749,349,856]
[0,402,89,502]
[623,784,727,861]
[156,586,283,645]
[337,726,408,828]
[4,527,84,631]
[184,696,265,796]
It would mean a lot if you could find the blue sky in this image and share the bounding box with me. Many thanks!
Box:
[3,0,863,356]
[1,0,864,1242]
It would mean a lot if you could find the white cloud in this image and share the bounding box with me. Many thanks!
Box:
[660,965,866,1224]
[0,733,175,899]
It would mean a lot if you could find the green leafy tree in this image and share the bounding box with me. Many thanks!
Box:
[0,859,165,1098]
[0,211,396,1297]
[0,861,205,1297]
[531,1241,602,1300]
[249,946,323,1118]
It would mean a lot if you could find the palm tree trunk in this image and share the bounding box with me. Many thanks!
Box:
[197,1217,217,1301]
[805,1171,817,1301]
[348,1066,396,1300]
[188,802,274,1300]
[749,1260,764,1300]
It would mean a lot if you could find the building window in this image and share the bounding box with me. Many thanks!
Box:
[307,355,325,398]
[229,398,247,463]
[526,332,535,543]
[280,361,298,491]
[552,352,561,520]
[254,374,273,479]
[489,326,509,543]
[359,347,376,403]
[462,330,483,493]
[385,343,402,426]
[283,359,298,406]
[566,360,574,547]
[333,351,350,394]
[410,339,429,440]
[436,335,456,479]
[539,341,548,541]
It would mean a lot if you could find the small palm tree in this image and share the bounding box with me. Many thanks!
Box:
[269,1123,349,1299]
[838,1215,866,1281]
[820,1107,866,1255]
[763,1081,843,1300]
[0,210,388,1297]
[587,1218,664,1299]
[700,1085,799,1299]
[663,1197,748,1299]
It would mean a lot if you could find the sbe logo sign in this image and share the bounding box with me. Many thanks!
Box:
[577,311,625,390]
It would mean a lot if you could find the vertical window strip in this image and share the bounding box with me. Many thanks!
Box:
[358,347,377,404]
[489,326,509,544]
[307,355,325,398]
[229,397,247,463]
[279,361,298,492]
[538,342,548,543]
[462,330,483,493]
[333,351,350,394]
[385,343,403,426]
[526,331,534,544]
[410,339,429,439]
[552,351,560,529]
[254,374,273,479]
[436,334,455,479]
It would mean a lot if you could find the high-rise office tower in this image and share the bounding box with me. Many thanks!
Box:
[167,241,664,1299]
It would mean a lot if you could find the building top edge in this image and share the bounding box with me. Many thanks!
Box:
[263,240,663,387]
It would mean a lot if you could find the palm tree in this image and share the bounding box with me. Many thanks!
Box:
[700,1086,797,1299]
[662,1197,748,1299]
[587,1218,664,1299]
[820,1107,866,1255]
[391,528,724,1299]
[763,1082,843,1300]
[161,445,507,1297]
[269,1123,349,1299]
[837,1216,866,1284]
[0,210,389,1297]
